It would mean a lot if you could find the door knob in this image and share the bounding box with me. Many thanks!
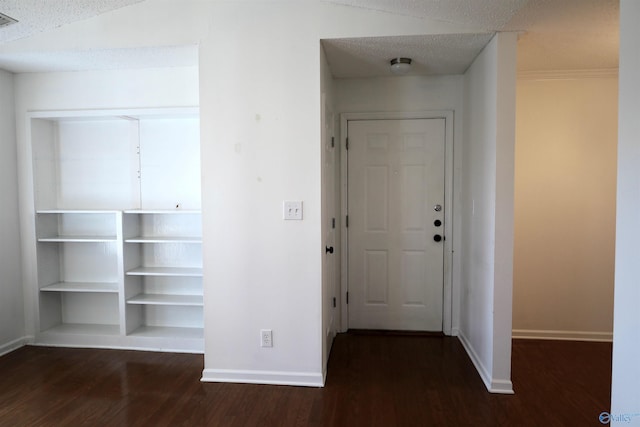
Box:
[433,235,443,242]
[325,246,334,254]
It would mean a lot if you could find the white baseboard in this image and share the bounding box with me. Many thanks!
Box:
[201,368,325,387]
[512,329,613,342]
[489,379,515,394]
[457,332,514,395]
[0,336,29,357]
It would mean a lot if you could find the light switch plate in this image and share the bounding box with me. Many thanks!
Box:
[283,201,303,220]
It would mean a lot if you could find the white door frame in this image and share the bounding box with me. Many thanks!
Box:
[340,111,455,335]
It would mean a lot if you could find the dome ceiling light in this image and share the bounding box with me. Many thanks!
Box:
[390,57,412,75]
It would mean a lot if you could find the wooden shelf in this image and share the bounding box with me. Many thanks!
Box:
[127,294,203,306]
[41,323,120,336]
[38,235,117,243]
[125,236,202,244]
[126,267,203,277]
[40,282,119,293]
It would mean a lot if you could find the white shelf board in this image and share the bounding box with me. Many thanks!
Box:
[40,282,119,293]
[124,209,201,214]
[38,235,117,242]
[37,210,120,214]
[128,325,204,339]
[125,236,202,244]
[41,323,120,336]
[127,294,203,306]
[126,266,203,277]
[28,107,199,121]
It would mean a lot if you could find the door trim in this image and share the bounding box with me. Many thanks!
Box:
[340,111,455,335]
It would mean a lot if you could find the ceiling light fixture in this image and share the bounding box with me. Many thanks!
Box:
[390,57,412,75]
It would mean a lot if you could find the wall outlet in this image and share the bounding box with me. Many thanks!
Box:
[260,329,273,348]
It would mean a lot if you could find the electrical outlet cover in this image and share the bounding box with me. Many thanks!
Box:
[260,329,273,347]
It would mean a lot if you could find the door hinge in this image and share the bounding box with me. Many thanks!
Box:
[346,215,349,228]
[331,136,335,148]
[346,292,349,304]
[346,137,349,150]
[332,297,336,308]
[332,217,336,229]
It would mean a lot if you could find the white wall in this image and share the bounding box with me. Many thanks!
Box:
[0,69,25,355]
[199,3,325,386]
[198,1,482,386]
[514,75,618,341]
[13,67,199,338]
[334,75,464,114]
[459,32,517,394]
[612,0,640,424]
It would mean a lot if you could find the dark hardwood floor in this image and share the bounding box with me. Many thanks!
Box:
[0,334,612,426]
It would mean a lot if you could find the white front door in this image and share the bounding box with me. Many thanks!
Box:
[347,118,445,331]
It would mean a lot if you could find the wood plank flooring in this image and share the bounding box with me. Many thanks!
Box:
[0,333,612,426]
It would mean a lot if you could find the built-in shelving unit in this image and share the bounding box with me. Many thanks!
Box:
[28,108,203,353]
[123,210,203,340]
[35,210,122,339]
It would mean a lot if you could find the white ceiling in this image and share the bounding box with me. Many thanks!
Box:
[322,33,495,79]
[0,0,199,72]
[323,0,618,78]
[0,0,620,75]
[323,0,529,30]
[0,0,144,43]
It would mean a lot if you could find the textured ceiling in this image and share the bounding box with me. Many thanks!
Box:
[0,0,144,43]
[0,0,199,72]
[323,34,494,79]
[321,0,526,78]
[323,0,619,77]
[323,0,529,30]
[0,0,620,75]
